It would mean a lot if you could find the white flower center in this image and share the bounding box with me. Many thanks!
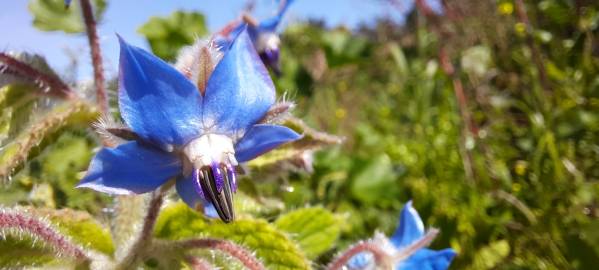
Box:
[256,32,280,52]
[183,134,238,168]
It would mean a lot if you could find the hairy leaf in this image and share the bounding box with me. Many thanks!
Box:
[0,100,97,182]
[30,207,114,255]
[154,202,311,269]
[275,207,341,259]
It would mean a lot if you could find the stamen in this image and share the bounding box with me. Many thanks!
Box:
[197,164,237,223]
[211,163,224,193]
[192,169,204,199]
[226,164,237,193]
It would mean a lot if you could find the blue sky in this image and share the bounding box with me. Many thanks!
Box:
[0,0,396,81]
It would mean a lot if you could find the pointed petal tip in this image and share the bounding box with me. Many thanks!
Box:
[116,33,127,46]
[234,124,302,162]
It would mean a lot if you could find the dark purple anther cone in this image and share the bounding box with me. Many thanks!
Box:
[192,169,205,199]
[226,164,237,193]
[211,162,225,193]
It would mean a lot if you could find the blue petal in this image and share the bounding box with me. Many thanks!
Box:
[203,28,276,134]
[77,141,181,195]
[64,0,72,7]
[391,201,425,248]
[397,248,456,270]
[175,172,219,218]
[176,170,205,208]
[346,252,375,270]
[258,0,296,31]
[117,36,203,150]
[234,124,301,162]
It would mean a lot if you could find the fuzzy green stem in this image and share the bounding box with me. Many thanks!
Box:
[114,183,172,269]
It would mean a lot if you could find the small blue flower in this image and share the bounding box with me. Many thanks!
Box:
[65,0,72,8]
[348,201,456,270]
[77,28,301,223]
[219,0,295,74]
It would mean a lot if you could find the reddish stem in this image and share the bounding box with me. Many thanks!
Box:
[79,0,108,115]
[0,53,75,99]
[116,189,167,269]
[415,0,436,16]
[0,209,87,260]
[185,255,215,270]
[178,238,264,270]
[327,241,391,270]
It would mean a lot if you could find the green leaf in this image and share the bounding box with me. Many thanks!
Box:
[471,240,510,269]
[350,154,399,204]
[0,84,39,146]
[138,11,208,61]
[28,0,107,34]
[0,100,97,182]
[0,235,57,267]
[275,207,340,259]
[154,202,311,269]
[30,207,115,255]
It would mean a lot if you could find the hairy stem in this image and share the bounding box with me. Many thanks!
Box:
[0,101,96,181]
[79,0,108,115]
[185,255,215,270]
[0,53,75,99]
[0,208,88,261]
[286,116,345,147]
[114,183,172,269]
[326,241,392,270]
[173,238,264,270]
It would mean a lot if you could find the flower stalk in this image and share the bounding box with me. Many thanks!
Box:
[114,183,171,269]
[0,208,88,261]
[0,52,75,99]
[79,0,108,115]
[174,238,265,270]
[326,241,392,270]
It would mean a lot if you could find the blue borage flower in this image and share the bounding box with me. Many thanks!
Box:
[64,0,72,8]
[347,201,456,270]
[218,0,295,74]
[77,28,301,223]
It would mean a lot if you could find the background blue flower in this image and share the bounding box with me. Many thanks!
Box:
[219,0,296,74]
[347,201,456,270]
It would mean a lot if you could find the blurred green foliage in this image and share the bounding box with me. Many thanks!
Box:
[1,0,598,269]
[138,11,208,61]
[29,0,106,33]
